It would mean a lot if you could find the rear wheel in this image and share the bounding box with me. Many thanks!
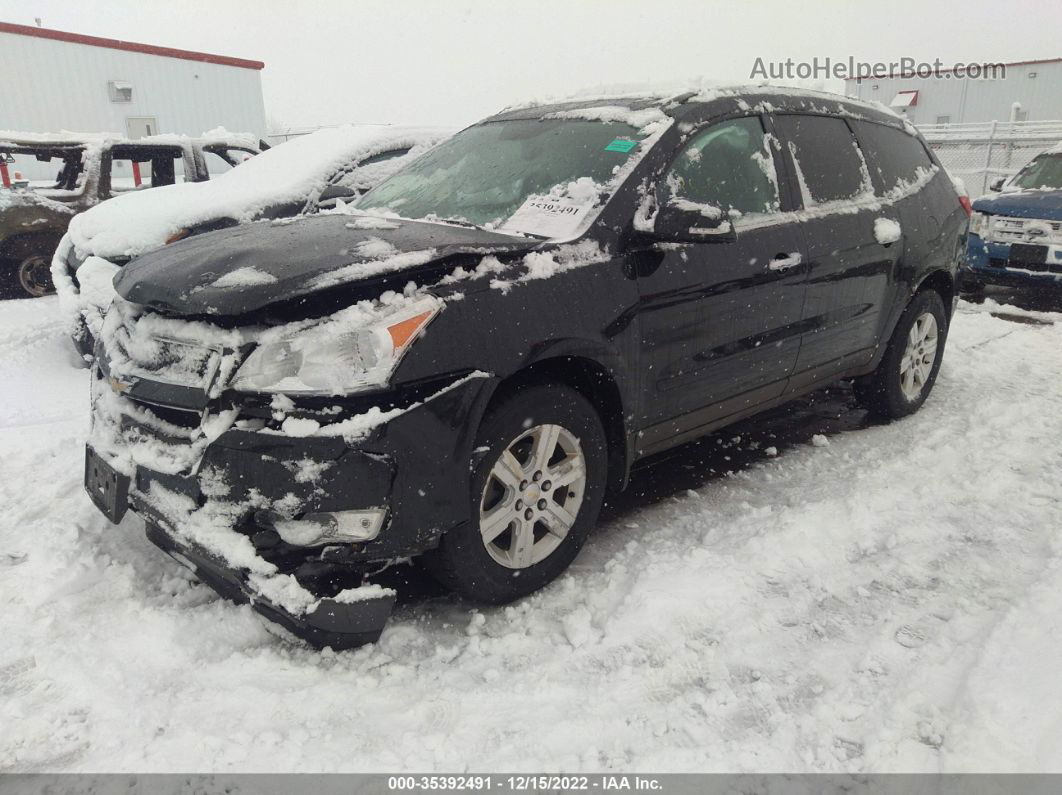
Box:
[422,383,607,604]
[855,289,948,419]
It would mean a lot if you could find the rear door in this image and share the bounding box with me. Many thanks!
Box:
[633,115,808,456]
[851,119,949,308]
[772,114,901,390]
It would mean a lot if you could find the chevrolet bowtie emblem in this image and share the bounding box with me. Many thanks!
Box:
[108,376,135,394]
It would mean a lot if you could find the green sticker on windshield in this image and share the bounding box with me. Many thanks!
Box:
[605,138,638,153]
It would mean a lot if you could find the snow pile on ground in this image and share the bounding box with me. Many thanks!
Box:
[66,126,451,260]
[0,296,1061,772]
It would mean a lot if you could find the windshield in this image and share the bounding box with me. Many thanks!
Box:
[1,146,86,198]
[354,118,652,239]
[1011,153,1062,190]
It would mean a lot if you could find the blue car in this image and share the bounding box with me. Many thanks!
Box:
[963,144,1062,293]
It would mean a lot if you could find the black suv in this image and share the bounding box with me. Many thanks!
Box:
[84,88,968,649]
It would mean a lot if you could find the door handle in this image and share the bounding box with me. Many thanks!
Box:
[768,252,802,272]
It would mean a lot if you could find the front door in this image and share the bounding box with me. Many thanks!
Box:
[632,116,808,457]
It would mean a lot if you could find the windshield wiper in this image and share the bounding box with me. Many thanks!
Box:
[428,217,547,239]
[431,217,487,230]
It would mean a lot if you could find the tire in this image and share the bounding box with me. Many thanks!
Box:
[959,275,986,303]
[1,252,56,298]
[855,289,948,420]
[422,382,608,604]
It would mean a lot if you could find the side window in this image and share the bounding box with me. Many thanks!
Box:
[659,117,780,217]
[107,147,184,192]
[852,120,936,194]
[774,114,870,205]
[334,148,413,191]
[201,150,233,177]
[201,146,258,178]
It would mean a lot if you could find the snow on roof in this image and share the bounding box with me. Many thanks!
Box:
[196,127,262,149]
[0,128,261,150]
[500,82,902,124]
[68,125,453,260]
[0,130,122,148]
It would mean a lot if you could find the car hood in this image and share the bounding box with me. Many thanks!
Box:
[0,189,77,217]
[972,188,1062,221]
[113,214,537,317]
[68,125,453,260]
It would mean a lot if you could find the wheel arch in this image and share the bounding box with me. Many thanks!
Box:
[486,351,632,492]
[0,230,64,262]
[914,269,956,320]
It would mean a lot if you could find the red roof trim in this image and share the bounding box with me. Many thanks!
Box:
[0,21,264,70]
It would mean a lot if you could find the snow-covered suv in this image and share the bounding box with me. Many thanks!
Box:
[962,143,1062,293]
[83,88,967,650]
[53,125,450,359]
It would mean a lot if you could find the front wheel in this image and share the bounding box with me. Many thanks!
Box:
[2,253,56,298]
[422,382,607,604]
[855,289,948,419]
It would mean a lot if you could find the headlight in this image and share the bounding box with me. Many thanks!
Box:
[231,296,442,395]
[969,211,987,236]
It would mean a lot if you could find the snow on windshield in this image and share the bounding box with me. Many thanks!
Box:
[1010,152,1062,191]
[355,112,672,242]
[67,126,451,260]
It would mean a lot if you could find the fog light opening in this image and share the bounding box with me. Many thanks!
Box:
[271,508,386,547]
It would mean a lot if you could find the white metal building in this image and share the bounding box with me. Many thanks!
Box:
[0,21,267,145]
[844,58,1062,126]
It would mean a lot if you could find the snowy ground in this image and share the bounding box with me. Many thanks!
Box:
[1,292,1060,773]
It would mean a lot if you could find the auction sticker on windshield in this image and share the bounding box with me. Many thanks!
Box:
[605,138,638,153]
[501,195,594,239]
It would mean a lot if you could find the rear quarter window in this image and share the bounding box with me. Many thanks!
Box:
[773,114,870,205]
[852,120,935,195]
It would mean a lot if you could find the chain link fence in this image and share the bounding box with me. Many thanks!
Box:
[918,119,1062,196]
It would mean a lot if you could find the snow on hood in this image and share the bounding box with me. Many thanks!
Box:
[972,188,1062,221]
[114,214,536,317]
[0,188,77,215]
[67,125,451,261]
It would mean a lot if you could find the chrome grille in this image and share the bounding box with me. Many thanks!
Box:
[986,215,1062,245]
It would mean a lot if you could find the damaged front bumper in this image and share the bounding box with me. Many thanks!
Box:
[145,521,397,650]
[85,348,494,650]
[85,434,402,649]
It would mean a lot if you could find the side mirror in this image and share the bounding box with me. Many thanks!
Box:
[259,200,304,220]
[317,184,361,203]
[988,176,1006,192]
[649,200,736,244]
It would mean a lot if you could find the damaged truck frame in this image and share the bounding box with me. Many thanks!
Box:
[1,131,265,298]
[83,88,966,649]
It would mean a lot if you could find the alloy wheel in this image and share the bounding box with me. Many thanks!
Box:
[899,312,938,402]
[479,423,586,569]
